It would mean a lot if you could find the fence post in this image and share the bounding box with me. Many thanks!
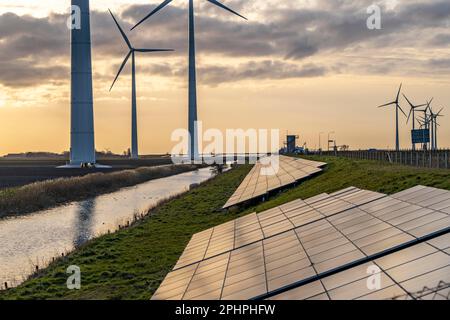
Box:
[446,151,448,169]
[445,151,448,169]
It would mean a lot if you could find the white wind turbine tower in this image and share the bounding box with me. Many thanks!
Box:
[64,0,97,168]
[109,10,173,160]
[131,0,247,161]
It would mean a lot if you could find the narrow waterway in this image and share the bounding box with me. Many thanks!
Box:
[0,167,215,288]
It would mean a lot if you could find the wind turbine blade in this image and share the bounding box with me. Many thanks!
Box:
[377,101,396,108]
[109,9,132,49]
[207,0,247,20]
[134,48,174,53]
[402,93,413,108]
[398,104,407,117]
[406,108,413,124]
[396,83,402,102]
[427,98,434,111]
[131,0,173,31]
[110,51,132,91]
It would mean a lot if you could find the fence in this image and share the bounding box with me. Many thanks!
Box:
[391,281,450,300]
[320,149,450,169]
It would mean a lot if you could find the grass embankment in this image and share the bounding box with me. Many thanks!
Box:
[1,156,449,300]
[0,164,200,219]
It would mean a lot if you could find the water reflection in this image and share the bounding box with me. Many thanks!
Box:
[0,168,214,288]
[73,199,96,248]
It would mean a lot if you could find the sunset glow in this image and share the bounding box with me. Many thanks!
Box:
[1,0,449,155]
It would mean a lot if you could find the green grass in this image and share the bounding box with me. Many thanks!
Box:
[245,156,450,214]
[1,156,449,300]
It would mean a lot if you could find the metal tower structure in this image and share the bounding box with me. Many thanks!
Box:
[69,0,96,166]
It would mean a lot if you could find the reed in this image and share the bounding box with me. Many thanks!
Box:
[0,164,200,218]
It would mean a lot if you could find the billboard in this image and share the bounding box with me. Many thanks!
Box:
[286,135,297,153]
[411,129,430,144]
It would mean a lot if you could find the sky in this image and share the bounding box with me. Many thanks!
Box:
[0,0,449,155]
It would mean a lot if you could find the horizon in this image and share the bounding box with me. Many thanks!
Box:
[1,0,449,156]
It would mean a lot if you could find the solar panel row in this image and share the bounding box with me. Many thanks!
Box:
[223,156,326,209]
[174,187,384,270]
[152,185,450,300]
[269,233,450,300]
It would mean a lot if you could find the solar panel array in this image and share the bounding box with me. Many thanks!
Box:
[173,187,384,270]
[152,185,450,300]
[269,233,450,300]
[223,156,326,209]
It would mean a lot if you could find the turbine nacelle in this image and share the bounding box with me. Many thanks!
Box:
[402,94,426,124]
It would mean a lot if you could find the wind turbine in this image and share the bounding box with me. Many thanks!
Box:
[131,0,247,161]
[109,10,173,160]
[430,107,444,150]
[403,94,426,150]
[436,108,444,149]
[378,84,407,151]
[429,107,436,150]
[417,99,433,150]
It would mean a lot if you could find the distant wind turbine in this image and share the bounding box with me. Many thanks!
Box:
[131,0,247,160]
[417,99,434,150]
[430,107,444,150]
[109,10,173,160]
[377,84,407,151]
[403,94,426,150]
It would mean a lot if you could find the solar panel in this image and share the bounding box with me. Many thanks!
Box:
[152,185,450,300]
[223,155,327,209]
[173,187,385,270]
[391,185,450,214]
[268,233,450,300]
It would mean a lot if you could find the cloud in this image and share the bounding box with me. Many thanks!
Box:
[1,1,450,88]
[198,60,327,85]
[141,60,327,85]
[0,61,68,87]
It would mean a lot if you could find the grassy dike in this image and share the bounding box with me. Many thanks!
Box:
[1,156,449,300]
[0,164,200,219]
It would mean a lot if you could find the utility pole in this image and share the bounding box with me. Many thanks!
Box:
[319,132,324,153]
